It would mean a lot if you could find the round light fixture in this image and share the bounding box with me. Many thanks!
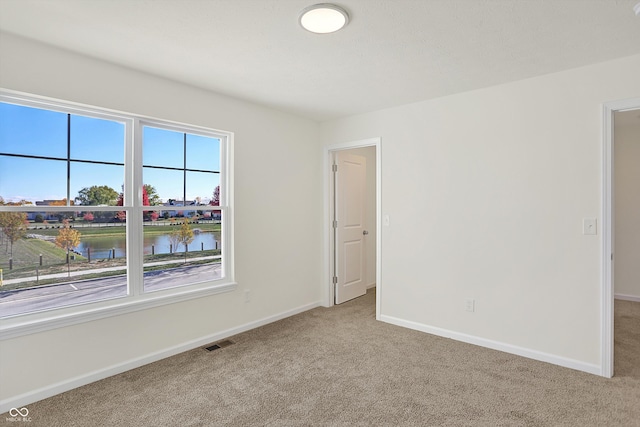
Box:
[299,3,349,34]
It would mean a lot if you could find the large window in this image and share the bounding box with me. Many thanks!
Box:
[0,93,233,328]
[141,124,224,292]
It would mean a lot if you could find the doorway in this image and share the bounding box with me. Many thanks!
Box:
[324,138,381,316]
[602,98,640,377]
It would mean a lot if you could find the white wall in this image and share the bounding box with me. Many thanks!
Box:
[614,110,640,300]
[342,146,376,288]
[321,54,640,373]
[0,33,323,405]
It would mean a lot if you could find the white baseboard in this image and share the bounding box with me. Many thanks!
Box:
[615,293,640,302]
[0,301,321,414]
[379,315,602,376]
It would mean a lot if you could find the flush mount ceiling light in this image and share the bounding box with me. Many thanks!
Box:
[299,3,349,34]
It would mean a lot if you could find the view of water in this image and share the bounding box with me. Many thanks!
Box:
[75,232,220,259]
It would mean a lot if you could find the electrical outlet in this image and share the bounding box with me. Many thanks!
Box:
[465,299,475,312]
[244,289,251,303]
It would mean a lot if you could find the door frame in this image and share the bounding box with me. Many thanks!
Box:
[323,138,381,318]
[601,97,640,378]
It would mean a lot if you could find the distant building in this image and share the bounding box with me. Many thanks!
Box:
[26,200,71,222]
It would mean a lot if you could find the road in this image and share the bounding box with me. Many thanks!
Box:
[0,263,221,317]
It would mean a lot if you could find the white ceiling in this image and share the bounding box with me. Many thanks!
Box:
[1,0,639,121]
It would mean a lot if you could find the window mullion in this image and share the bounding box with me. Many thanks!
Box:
[221,133,232,282]
[127,118,144,297]
[183,133,187,206]
[66,114,71,205]
[220,136,227,207]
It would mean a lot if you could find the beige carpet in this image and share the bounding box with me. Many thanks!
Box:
[3,290,640,426]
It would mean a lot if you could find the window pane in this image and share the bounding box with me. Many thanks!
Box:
[70,115,125,164]
[71,163,123,206]
[143,126,183,169]
[186,134,220,172]
[0,211,128,318]
[143,212,222,292]
[186,171,220,205]
[0,157,67,204]
[143,167,184,205]
[0,102,67,158]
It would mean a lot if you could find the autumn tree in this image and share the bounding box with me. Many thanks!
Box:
[116,185,157,221]
[168,228,181,254]
[143,184,161,206]
[83,212,94,222]
[47,198,74,222]
[75,185,119,206]
[142,187,150,206]
[210,185,221,217]
[210,186,220,207]
[170,219,194,263]
[55,219,81,277]
[0,212,28,257]
[116,190,126,222]
[0,197,33,206]
[48,199,74,206]
[115,210,127,222]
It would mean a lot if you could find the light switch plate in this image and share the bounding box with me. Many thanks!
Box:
[583,218,597,235]
[465,299,475,312]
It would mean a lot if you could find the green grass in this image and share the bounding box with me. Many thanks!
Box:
[13,238,67,260]
[0,239,87,280]
[29,222,221,238]
[0,237,85,273]
[141,222,221,236]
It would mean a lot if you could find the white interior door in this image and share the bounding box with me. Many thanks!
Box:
[334,151,367,304]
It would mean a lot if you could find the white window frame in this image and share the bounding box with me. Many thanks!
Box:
[0,90,235,340]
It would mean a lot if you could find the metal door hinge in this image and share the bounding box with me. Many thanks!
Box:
[333,276,338,284]
[332,164,337,172]
[333,220,338,228]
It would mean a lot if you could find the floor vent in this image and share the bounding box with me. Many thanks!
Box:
[205,339,234,352]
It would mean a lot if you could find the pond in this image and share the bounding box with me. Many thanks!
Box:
[75,232,220,259]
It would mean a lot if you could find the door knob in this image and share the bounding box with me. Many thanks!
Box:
[363,230,369,235]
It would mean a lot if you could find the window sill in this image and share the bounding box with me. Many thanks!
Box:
[0,280,237,340]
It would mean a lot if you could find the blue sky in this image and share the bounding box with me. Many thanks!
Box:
[0,102,220,204]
